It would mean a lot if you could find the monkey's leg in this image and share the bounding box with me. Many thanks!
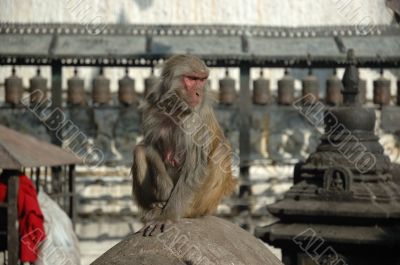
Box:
[132,144,174,206]
[132,144,153,209]
[145,146,174,202]
[133,145,175,236]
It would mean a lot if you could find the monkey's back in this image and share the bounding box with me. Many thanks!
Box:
[185,108,237,217]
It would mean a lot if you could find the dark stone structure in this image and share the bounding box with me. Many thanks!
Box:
[256,50,400,265]
[93,107,119,165]
[251,105,322,162]
[114,105,141,164]
[0,107,51,142]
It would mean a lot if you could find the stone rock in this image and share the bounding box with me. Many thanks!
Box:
[91,216,283,265]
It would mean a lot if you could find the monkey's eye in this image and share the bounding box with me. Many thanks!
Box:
[183,76,196,87]
[185,76,199,81]
[184,75,207,82]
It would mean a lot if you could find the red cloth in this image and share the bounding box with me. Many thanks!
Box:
[0,175,46,262]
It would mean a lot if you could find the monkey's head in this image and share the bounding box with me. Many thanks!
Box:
[157,55,210,113]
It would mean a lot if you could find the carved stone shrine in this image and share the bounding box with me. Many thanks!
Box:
[256,50,400,265]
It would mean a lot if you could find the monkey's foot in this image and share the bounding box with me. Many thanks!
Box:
[141,220,171,237]
[141,204,164,224]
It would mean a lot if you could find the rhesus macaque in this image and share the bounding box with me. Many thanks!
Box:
[131,55,237,236]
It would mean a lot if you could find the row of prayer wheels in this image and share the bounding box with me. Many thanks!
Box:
[5,68,47,105]
[68,67,145,106]
[227,68,396,106]
[3,67,154,107]
[3,67,399,107]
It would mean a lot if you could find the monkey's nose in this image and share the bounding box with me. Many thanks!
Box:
[196,92,200,97]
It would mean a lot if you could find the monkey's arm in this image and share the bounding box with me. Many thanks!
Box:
[142,152,205,222]
[132,144,174,212]
[140,152,206,236]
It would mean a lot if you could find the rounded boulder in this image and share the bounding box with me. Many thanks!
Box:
[91,216,283,265]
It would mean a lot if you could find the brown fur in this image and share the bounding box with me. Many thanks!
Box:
[131,54,237,224]
[185,108,237,217]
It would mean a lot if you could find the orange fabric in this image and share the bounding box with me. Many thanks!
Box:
[0,175,46,262]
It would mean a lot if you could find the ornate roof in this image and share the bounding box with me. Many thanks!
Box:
[0,23,399,67]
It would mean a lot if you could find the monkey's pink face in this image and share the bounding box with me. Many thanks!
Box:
[182,72,208,108]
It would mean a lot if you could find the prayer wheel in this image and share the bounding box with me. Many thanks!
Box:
[92,68,111,105]
[5,67,23,106]
[253,70,270,105]
[325,69,342,106]
[302,69,319,104]
[29,68,47,104]
[373,70,391,106]
[144,68,158,98]
[219,69,236,105]
[118,68,136,106]
[67,68,85,106]
[277,69,295,105]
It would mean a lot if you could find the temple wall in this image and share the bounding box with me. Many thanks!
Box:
[0,0,396,96]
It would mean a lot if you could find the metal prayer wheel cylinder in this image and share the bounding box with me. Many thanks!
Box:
[357,79,367,104]
[144,69,158,97]
[302,70,319,104]
[253,70,270,105]
[5,67,23,105]
[325,70,342,105]
[219,70,236,105]
[373,72,391,106]
[277,70,295,105]
[92,69,111,105]
[118,69,136,106]
[67,69,85,106]
[29,68,47,104]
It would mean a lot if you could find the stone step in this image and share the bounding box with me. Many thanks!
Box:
[75,165,294,216]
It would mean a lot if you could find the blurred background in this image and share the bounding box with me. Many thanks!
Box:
[0,0,399,264]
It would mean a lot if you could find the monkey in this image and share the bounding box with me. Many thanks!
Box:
[131,55,237,236]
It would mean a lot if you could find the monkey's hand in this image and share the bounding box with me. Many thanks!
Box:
[140,203,173,237]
